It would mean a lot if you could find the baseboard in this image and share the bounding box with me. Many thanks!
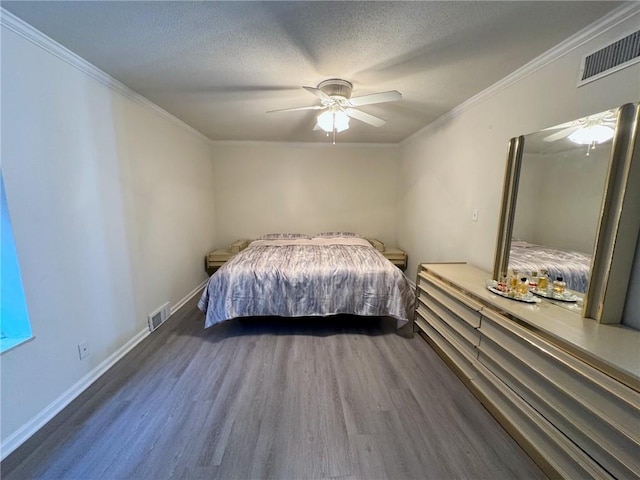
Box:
[1,278,211,460]
[0,327,149,461]
[170,279,208,315]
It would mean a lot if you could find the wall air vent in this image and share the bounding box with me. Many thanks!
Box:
[578,29,640,86]
[148,302,171,332]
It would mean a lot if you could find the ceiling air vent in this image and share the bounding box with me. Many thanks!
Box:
[578,29,640,86]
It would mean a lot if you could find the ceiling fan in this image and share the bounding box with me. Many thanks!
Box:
[542,109,617,144]
[267,79,402,141]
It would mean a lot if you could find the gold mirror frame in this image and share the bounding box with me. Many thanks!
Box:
[493,102,640,324]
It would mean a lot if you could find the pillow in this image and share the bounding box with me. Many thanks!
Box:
[315,231,361,238]
[256,233,309,240]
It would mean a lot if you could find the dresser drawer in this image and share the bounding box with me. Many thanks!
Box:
[479,309,640,478]
[469,360,615,480]
[415,301,478,365]
[417,272,482,328]
[415,306,478,382]
[416,293,480,348]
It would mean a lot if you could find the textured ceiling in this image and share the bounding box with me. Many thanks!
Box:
[1,1,623,143]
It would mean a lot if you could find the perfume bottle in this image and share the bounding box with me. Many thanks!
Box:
[538,269,548,291]
[529,271,538,290]
[553,277,566,295]
[509,269,519,290]
[518,277,529,296]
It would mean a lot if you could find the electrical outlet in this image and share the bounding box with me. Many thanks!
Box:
[472,209,479,222]
[78,341,89,360]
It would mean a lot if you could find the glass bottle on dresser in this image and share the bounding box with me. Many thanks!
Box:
[518,277,529,296]
[538,269,548,291]
[553,277,566,295]
[509,270,519,291]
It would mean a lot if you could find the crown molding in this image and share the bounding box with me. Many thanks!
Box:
[0,8,214,146]
[209,140,400,149]
[2,3,637,148]
[401,2,640,146]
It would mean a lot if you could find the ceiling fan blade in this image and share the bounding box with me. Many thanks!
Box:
[345,108,386,127]
[267,105,325,114]
[543,126,579,142]
[541,120,577,132]
[347,90,402,107]
[303,86,332,101]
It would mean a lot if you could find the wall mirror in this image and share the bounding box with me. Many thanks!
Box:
[493,102,639,324]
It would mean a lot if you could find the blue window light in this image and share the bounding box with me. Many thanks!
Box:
[1,173,33,353]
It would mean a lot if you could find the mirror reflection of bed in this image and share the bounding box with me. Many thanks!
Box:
[509,240,592,293]
[508,108,615,295]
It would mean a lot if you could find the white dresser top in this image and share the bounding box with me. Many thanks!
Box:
[421,263,640,389]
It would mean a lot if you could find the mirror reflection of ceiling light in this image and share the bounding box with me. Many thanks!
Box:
[317,110,350,133]
[568,124,615,145]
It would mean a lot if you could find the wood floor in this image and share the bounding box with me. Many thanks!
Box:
[2,294,547,480]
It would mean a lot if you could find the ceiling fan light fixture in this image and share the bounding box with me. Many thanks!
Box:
[317,110,350,133]
[568,124,615,145]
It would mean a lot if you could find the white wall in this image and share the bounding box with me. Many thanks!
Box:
[513,148,610,254]
[0,25,216,448]
[398,13,640,322]
[211,143,400,246]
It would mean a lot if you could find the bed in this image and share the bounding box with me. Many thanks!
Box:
[508,240,592,293]
[198,233,415,333]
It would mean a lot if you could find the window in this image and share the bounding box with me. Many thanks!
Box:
[1,173,33,353]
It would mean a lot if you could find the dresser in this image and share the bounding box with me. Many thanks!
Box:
[415,263,640,480]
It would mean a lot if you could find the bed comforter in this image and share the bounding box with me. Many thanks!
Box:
[198,237,415,330]
[509,240,592,293]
